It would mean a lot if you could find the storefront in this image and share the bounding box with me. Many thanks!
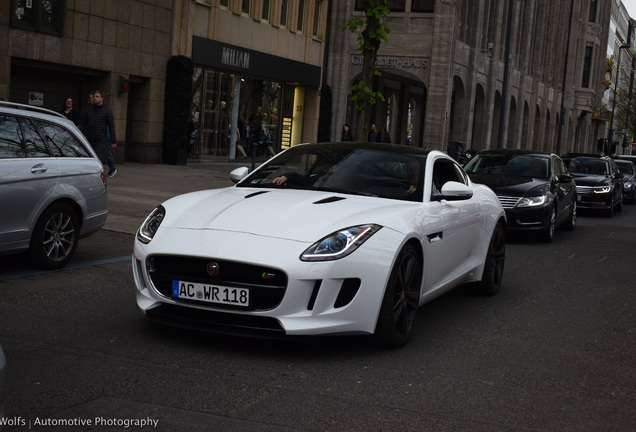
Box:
[190,37,321,160]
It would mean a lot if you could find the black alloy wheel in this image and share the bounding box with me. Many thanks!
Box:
[473,221,505,296]
[29,203,79,270]
[561,201,576,231]
[374,244,422,348]
[540,205,556,243]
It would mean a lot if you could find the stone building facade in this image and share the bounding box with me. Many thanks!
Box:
[0,0,172,164]
[0,0,329,163]
[326,0,612,156]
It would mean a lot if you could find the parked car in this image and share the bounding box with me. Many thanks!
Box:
[613,158,636,204]
[463,149,577,242]
[132,142,506,348]
[0,101,108,269]
[561,154,623,217]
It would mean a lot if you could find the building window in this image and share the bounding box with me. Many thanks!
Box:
[411,0,434,13]
[10,0,65,36]
[582,43,593,88]
[589,0,597,23]
[242,0,250,14]
[312,0,321,37]
[220,0,229,7]
[262,0,270,20]
[281,0,289,27]
[297,0,305,32]
[386,0,405,12]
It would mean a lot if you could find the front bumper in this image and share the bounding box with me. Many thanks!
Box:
[132,227,403,337]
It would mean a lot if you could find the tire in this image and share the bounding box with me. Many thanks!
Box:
[540,205,556,243]
[474,221,505,296]
[561,201,576,231]
[374,244,422,348]
[29,202,79,270]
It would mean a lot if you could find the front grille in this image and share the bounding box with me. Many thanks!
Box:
[146,255,288,311]
[576,186,593,195]
[146,303,286,338]
[497,195,520,209]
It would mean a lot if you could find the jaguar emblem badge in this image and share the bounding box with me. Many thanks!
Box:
[206,262,220,276]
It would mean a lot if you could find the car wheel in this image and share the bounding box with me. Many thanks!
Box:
[374,244,422,348]
[540,206,556,243]
[561,201,576,231]
[615,195,623,212]
[29,203,79,270]
[606,196,615,218]
[474,221,505,296]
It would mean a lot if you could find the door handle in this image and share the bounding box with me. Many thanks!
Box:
[31,164,48,174]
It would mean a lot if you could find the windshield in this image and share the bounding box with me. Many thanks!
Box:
[464,153,550,179]
[238,144,426,201]
[563,157,609,175]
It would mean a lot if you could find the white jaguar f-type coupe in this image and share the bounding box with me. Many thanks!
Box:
[132,142,506,347]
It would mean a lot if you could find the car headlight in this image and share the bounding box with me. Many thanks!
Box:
[516,195,547,207]
[301,224,382,261]
[592,186,611,194]
[624,181,632,191]
[137,205,165,244]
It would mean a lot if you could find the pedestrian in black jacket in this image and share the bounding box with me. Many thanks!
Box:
[82,90,117,177]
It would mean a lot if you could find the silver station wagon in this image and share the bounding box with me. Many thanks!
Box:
[0,101,108,269]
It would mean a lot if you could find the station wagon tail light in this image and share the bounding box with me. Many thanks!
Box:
[137,205,165,244]
[301,224,382,261]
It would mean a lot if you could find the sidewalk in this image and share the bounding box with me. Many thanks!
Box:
[103,161,251,235]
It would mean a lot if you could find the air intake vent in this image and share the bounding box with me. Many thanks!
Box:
[314,196,346,204]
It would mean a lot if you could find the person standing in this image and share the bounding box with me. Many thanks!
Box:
[368,123,382,142]
[341,124,353,141]
[81,90,117,177]
[60,97,80,127]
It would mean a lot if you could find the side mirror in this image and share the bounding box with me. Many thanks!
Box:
[230,167,249,184]
[435,181,474,201]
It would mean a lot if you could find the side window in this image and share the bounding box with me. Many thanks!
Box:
[32,120,91,158]
[432,159,466,196]
[0,115,26,158]
[20,118,50,157]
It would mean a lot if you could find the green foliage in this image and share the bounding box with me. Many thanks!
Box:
[163,55,194,150]
[350,81,386,112]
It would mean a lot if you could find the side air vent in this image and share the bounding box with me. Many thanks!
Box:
[314,196,346,204]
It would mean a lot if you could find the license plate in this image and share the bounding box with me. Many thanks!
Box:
[172,280,249,307]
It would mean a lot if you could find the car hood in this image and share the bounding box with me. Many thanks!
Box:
[467,173,548,196]
[157,187,417,242]
[571,174,611,186]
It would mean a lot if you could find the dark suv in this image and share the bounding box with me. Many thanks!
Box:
[464,149,576,242]
[0,101,108,269]
[561,154,623,217]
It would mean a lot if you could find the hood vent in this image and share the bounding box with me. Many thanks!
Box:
[313,196,346,204]
[245,191,270,199]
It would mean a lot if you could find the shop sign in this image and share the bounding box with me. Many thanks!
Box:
[222,47,250,70]
[28,91,44,106]
[351,55,428,69]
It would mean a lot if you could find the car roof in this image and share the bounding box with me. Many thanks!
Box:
[0,101,74,127]
[473,149,552,158]
[292,141,433,157]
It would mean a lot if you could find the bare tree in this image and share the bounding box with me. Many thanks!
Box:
[340,1,391,141]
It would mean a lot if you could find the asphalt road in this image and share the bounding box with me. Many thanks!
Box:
[0,175,635,431]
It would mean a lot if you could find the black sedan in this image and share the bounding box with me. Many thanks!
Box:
[613,158,635,204]
[561,155,623,217]
[464,149,576,242]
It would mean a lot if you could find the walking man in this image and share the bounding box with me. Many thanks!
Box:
[81,90,117,177]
